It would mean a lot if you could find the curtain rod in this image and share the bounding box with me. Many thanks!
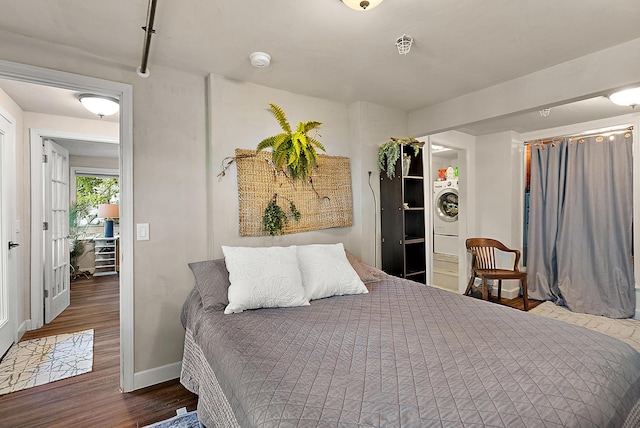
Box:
[524,125,634,145]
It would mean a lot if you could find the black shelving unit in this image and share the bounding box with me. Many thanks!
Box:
[380,144,426,284]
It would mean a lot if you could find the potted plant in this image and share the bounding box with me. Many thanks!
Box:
[69,202,94,280]
[377,136,424,179]
[256,104,326,181]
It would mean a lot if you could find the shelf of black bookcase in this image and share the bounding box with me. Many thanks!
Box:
[403,207,424,211]
[404,237,425,244]
[405,271,426,284]
[406,269,426,277]
[403,175,424,180]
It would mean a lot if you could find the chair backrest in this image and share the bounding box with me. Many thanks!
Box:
[466,238,519,271]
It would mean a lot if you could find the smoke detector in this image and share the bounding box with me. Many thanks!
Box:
[249,52,271,68]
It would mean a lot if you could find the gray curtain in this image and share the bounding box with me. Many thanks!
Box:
[527,133,635,318]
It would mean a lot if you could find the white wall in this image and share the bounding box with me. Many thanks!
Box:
[25,112,119,139]
[469,114,640,307]
[408,38,640,136]
[3,24,637,390]
[348,102,408,267]
[474,131,521,244]
[472,131,524,297]
[207,75,407,264]
[0,34,208,378]
[70,155,119,169]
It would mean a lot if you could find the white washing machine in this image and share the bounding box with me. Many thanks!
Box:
[433,179,458,255]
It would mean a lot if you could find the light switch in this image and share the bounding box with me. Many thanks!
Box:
[136,223,149,241]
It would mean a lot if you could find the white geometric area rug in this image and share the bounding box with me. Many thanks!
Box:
[143,410,202,428]
[530,302,640,353]
[0,329,94,396]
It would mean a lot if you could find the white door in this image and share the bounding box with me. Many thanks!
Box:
[43,139,70,323]
[0,112,16,357]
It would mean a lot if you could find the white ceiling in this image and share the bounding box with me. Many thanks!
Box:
[0,0,638,136]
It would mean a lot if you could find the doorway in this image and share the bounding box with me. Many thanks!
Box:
[70,167,120,279]
[0,59,134,391]
[423,131,475,294]
[430,144,461,293]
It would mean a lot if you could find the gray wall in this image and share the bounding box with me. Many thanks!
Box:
[0,35,407,382]
[5,27,637,384]
[207,75,408,265]
[0,34,208,374]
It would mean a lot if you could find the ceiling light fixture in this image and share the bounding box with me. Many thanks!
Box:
[539,108,551,117]
[341,0,384,11]
[249,52,271,68]
[431,145,452,153]
[609,87,640,108]
[396,34,414,55]
[78,94,119,118]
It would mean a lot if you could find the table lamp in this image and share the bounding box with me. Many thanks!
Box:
[97,204,119,238]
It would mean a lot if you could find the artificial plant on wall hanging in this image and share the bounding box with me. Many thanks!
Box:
[256,103,326,181]
[262,193,302,236]
[377,136,424,179]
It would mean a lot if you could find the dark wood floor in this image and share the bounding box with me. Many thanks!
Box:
[0,274,197,428]
[467,287,543,311]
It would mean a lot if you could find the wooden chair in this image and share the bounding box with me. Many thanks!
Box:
[465,238,529,311]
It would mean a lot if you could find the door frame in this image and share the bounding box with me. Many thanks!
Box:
[0,59,135,392]
[424,132,477,293]
[31,131,119,327]
[0,105,17,355]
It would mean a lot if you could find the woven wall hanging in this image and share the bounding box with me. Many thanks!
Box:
[235,149,353,236]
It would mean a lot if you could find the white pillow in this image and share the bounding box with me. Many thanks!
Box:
[222,246,309,314]
[296,243,369,301]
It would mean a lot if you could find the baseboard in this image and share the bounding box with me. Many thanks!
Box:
[133,361,182,391]
[474,279,521,300]
[16,319,30,341]
[492,286,520,299]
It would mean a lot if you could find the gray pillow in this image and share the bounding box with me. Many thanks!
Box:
[344,250,387,283]
[188,258,230,311]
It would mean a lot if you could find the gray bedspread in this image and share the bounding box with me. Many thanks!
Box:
[181,275,640,427]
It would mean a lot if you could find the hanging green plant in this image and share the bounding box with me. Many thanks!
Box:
[256,104,326,181]
[289,201,301,222]
[377,136,423,179]
[262,199,288,236]
[262,194,302,236]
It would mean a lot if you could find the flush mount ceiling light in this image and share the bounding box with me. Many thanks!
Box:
[431,145,451,153]
[78,94,119,118]
[341,0,384,11]
[609,87,640,107]
[539,108,551,117]
[249,52,271,68]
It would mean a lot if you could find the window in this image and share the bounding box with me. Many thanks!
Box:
[74,175,119,226]
[70,167,119,237]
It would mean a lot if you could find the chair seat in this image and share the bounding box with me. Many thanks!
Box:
[474,269,527,279]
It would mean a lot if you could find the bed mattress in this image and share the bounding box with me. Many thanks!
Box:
[181,274,640,427]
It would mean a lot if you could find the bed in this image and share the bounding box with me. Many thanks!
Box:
[180,246,640,427]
